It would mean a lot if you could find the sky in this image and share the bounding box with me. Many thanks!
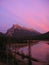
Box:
[0,0,49,33]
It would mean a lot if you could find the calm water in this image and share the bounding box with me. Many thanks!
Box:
[18,41,49,65]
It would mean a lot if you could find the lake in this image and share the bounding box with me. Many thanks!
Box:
[16,41,49,65]
[8,41,49,65]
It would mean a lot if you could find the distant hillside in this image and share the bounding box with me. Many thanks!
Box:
[6,24,40,39]
[38,31,49,40]
[0,32,4,36]
[31,31,49,40]
[0,24,49,42]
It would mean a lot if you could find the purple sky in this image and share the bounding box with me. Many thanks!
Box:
[0,0,49,33]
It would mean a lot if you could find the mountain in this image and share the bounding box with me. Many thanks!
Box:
[0,32,4,36]
[0,32,6,39]
[32,31,49,40]
[39,31,49,40]
[0,24,49,43]
[6,24,41,39]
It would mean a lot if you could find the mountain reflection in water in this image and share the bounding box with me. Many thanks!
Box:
[18,41,49,65]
